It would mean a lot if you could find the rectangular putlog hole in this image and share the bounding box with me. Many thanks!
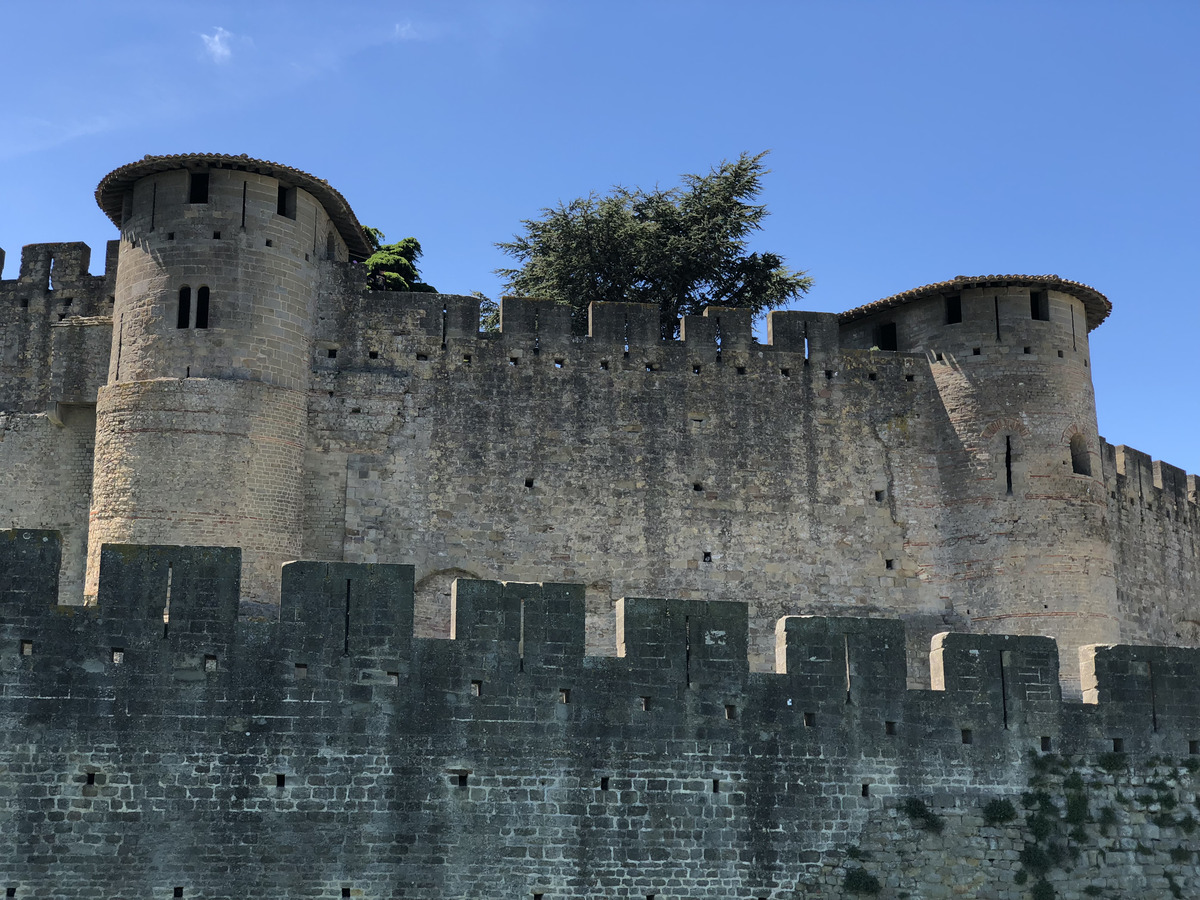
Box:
[111,648,125,665]
[1190,740,1199,756]
[724,704,737,720]
[19,640,32,656]
[470,680,482,697]
[559,689,571,704]
[640,696,651,712]
[961,729,973,745]
[803,711,816,727]
[1041,736,1052,752]
[600,776,610,791]
[204,654,217,672]
[885,721,897,735]
[293,663,307,680]
[1112,737,1124,752]
[448,769,469,788]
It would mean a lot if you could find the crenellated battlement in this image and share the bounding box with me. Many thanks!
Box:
[314,291,928,391]
[5,530,1199,761]
[9,532,1200,898]
[0,240,117,289]
[1102,439,1200,509]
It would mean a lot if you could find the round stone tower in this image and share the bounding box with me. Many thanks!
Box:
[839,275,1118,688]
[87,153,371,605]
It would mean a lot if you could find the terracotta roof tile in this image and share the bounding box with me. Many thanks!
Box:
[839,274,1111,331]
[95,153,373,260]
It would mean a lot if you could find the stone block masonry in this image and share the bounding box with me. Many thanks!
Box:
[3,531,1200,899]
[2,155,1197,694]
[3,154,1200,897]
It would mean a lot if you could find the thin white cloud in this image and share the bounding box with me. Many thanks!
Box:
[0,114,117,162]
[201,26,234,64]
[393,21,418,41]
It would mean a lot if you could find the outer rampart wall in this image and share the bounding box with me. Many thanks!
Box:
[4,532,1200,899]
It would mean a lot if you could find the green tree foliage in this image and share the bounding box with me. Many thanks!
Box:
[495,152,812,334]
[363,227,436,293]
[471,291,501,333]
[982,798,1018,826]
[843,867,882,895]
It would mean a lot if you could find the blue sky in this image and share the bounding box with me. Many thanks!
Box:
[2,1,1197,473]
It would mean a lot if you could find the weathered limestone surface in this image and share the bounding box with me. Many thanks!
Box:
[1,154,1199,897]
[2,157,1196,686]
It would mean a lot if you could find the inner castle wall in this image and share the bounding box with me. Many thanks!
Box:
[1,233,1198,687]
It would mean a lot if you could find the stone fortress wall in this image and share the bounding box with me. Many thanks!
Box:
[2,153,1200,897]
[4,532,1200,899]
[0,153,1197,690]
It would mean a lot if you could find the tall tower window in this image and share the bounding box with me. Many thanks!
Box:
[195,287,210,329]
[875,322,898,351]
[188,172,209,204]
[177,287,191,329]
[176,286,210,329]
[1070,434,1091,476]
[1030,290,1050,321]
[277,184,297,220]
[945,294,962,324]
